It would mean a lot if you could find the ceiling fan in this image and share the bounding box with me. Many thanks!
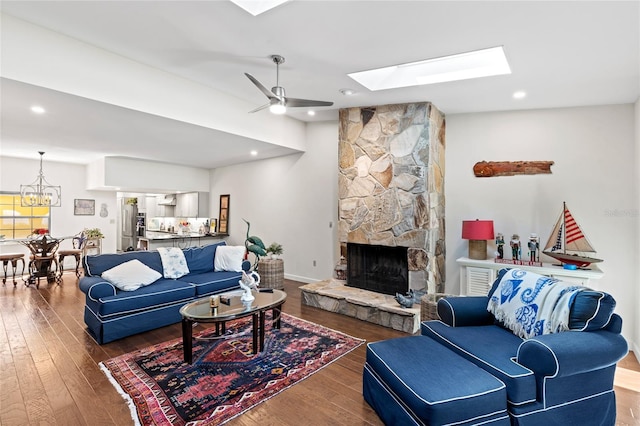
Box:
[245,55,333,114]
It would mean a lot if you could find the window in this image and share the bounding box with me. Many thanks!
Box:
[0,192,51,239]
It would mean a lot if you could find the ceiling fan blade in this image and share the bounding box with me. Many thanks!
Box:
[248,102,272,113]
[285,97,334,108]
[245,73,282,101]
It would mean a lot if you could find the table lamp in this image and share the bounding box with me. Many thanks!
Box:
[462,220,495,260]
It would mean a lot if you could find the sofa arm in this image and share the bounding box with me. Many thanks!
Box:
[78,276,116,300]
[517,330,628,378]
[437,296,495,327]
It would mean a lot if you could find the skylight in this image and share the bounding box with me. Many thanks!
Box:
[348,46,511,91]
[229,0,290,16]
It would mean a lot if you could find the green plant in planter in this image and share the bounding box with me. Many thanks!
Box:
[266,242,283,257]
[84,228,104,238]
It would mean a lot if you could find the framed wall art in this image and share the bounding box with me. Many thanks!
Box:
[74,199,95,216]
[218,194,230,234]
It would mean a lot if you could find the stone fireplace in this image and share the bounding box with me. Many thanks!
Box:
[300,102,445,334]
[338,102,446,294]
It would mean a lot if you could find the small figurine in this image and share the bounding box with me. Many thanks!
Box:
[239,270,261,302]
[495,233,505,259]
[510,234,521,260]
[409,289,426,304]
[528,233,539,262]
[395,292,414,308]
[394,289,426,308]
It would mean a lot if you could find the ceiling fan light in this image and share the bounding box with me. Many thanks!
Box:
[269,103,286,114]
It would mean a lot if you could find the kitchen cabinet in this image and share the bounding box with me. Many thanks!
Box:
[144,196,157,217]
[154,196,175,217]
[175,192,209,218]
[137,196,147,213]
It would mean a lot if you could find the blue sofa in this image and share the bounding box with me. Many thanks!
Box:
[364,268,628,425]
[79,242,249,344]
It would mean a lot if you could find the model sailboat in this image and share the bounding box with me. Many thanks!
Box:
[543,202,603,268]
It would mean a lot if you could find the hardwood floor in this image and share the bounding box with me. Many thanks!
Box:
[1,276,638,425]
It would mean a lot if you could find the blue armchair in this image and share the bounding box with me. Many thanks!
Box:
[423,269,628,425]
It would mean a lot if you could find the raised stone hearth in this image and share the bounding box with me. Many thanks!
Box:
[300,279,420,334]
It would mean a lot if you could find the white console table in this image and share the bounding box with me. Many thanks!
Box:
[457,257,604,296]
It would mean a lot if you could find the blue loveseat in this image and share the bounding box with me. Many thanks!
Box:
[364,268,628,425]
[79,242,249,344]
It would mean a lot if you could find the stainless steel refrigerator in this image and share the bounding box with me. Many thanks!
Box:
[120,202,138,251]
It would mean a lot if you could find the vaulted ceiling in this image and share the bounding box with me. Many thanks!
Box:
[1,1,638,168]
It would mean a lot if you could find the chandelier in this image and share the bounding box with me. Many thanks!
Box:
[20,151,61,207]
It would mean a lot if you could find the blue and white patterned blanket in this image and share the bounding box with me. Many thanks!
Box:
[157,247,190,279]
[487,269,584,339]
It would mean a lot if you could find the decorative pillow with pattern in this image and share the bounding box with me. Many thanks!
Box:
[158,247,190,279]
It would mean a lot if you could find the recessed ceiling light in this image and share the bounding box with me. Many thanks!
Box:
[31,105,46,114]
[307,110,316,116]
[230,0,290,16]
[250,150,258,156]
[513,91,527,99]
[348,46,511,91]
[339,88,355,96]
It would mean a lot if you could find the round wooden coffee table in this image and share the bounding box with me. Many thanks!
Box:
[179,289,287,364]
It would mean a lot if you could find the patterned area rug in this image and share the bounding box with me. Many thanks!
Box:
[100,313,364,425]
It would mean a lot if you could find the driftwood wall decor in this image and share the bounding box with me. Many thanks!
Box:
[473,161,554,177]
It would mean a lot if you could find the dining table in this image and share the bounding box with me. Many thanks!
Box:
[23,235,63,286]
[0,235,72,287]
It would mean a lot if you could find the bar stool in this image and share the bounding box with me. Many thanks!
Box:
[57,233,86,282]
[0,253,26,286]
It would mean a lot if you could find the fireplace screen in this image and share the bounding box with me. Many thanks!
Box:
[347,243,408,295]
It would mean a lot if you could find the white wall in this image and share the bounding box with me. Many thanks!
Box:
[635,97,640,356]
[209,121,339,282]
[102,157,210,192]
[446,104,637,345]
[0,156,118,263]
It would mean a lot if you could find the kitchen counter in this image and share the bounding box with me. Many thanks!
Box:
[139,232,229,250]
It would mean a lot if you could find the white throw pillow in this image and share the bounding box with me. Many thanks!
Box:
[102,259,162,291]
[214,245,246,272]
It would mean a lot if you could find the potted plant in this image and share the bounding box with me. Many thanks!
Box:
[84,228,104,239]
[266,242,283,259]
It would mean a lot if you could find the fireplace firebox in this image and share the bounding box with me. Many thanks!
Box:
[347,243,408,296]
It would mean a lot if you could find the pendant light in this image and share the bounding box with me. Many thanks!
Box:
[20,151,61,207]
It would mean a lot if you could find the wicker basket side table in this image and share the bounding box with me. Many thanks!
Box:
[420,293,455,322]
[257,258,284,290]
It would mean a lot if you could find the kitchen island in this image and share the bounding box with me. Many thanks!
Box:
[139,231,228,250]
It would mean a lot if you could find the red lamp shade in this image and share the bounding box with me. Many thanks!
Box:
[462,220,495,240]
[462,220,494,260]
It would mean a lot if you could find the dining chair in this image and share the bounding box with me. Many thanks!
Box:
[57,232,86,281]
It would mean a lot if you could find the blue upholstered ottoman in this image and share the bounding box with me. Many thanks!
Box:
[364,336,510,426]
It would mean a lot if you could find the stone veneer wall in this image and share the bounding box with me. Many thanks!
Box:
[338,102,446,294]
